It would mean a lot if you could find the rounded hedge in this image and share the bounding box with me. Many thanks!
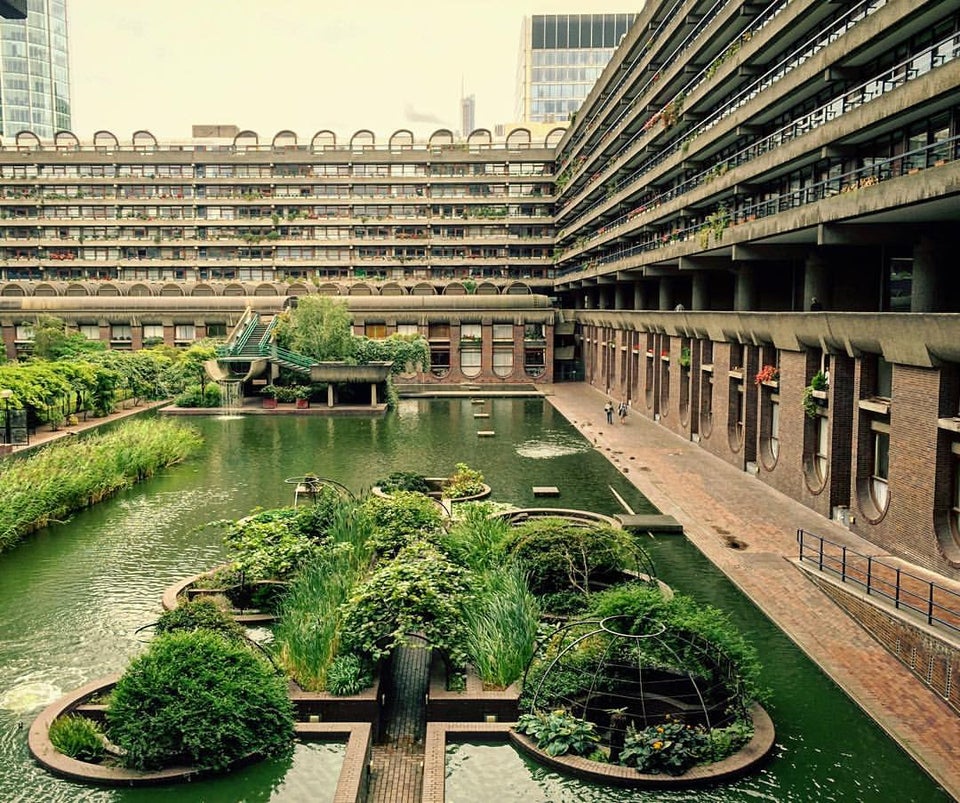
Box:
[106,630,294,771]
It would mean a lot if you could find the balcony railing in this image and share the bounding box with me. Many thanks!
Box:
[797,529,960,636]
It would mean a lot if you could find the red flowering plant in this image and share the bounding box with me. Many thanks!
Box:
[755,365,779,385]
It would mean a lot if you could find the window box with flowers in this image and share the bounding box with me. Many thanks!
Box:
[755,365,779,388]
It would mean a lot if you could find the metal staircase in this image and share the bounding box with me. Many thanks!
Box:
[216,310,315,375]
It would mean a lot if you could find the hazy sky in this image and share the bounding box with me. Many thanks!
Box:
[68,1,636,142]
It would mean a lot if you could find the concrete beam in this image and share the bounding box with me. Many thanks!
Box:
[817,223,922,246]
[731,244,810,261]
[678,256,730,271]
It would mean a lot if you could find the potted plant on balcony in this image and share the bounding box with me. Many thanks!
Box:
[802,370,829,418]
[294,386,311,409]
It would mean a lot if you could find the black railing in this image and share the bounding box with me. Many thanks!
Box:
[797,529,960,636]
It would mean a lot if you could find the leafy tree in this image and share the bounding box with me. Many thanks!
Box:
[273,295,355,362]
[31,315,105,360]
[177,344,218,399]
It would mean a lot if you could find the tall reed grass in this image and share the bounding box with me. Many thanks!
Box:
[273,501,373,691]
[463,562,541,689]
[0,418,202,552]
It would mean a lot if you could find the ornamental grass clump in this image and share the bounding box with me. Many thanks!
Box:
[273,501,374,691]
[106,630,294,772]
[0,418,202,553]
[438,504,511,572]
[463,563,540,688]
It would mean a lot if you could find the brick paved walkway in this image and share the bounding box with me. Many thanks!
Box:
[545,383,960,800]
[365,643,430,803]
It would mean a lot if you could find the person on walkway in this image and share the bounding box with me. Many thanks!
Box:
[604,401,614,424]
[618,400,628,424]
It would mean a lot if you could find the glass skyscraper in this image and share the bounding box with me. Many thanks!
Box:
[516,13,636,125]
[0,0,69,139]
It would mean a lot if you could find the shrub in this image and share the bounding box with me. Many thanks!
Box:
[515,709,600,758]
[361,491,444,557]
[155,597,245,642]
[620,717,709,775]
[222,507,323,580]
[325,653,373,696]
[506,518,637,596]
[340,540,471,668]
[442,463,486,499]
[175,383,222,408]
[48,714,105,762]
[376,470,430,494]
[106,630,294,771]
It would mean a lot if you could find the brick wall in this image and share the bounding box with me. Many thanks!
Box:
[806,572,960,715]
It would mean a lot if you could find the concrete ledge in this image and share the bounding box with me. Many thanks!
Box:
[425,653,520,723]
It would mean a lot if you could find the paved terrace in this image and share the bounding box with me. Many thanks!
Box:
[544,382,960,801]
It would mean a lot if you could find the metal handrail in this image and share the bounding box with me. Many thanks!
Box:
[797,529,960,636]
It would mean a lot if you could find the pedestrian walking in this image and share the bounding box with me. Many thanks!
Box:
[604,401,614,424]
[618,400,628,424]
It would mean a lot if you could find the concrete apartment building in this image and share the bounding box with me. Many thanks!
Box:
[0,0,959,585]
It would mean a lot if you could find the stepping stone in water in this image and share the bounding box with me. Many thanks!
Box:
[533,486,560,496]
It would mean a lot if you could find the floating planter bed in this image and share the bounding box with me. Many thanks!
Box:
[161,567,285,625]
[29,676,372,795]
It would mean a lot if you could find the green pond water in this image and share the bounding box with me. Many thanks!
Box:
[0,398,949,802]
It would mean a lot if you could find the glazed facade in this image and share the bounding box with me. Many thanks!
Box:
[1,0,960,575]
[0,0,69,139]
[516,13,636,124]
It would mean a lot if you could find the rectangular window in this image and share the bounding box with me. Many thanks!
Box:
[428,323,450,340]
[174,324,195,342]
[365,323,387,339]
[143,324,164,341]
[78,324,99,340]
[396,323,419,337]
[111,324,132,341]
[493,324,513,340]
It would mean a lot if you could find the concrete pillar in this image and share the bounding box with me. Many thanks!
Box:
[614,283,629,310]
[598,286,612,310]
[583,291,594,310]
[733,264,757,311]
[633,282,648,310]
[658,279,674,311]
[691,273,709,311]
[803,252,830,311]
[911,236,947,312]
[327,384,334,408]
[371,383,377,406]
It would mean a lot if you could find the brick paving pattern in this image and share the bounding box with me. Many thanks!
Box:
[365,643,430,803]
[545,383,960,801]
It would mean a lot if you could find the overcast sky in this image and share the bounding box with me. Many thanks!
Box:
[67,1,636,142]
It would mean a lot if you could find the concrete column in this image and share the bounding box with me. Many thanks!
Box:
[371,383,377,406]
[803,252,830,311]
[614,283,629,310]
[583,291,594,310]
[733,264,757,311]
[911,236,947,312]
[633,282,647,310]
[691,273,709,311]
[658,279,674,311]
[327,384,334,408]
[598,286,612,310]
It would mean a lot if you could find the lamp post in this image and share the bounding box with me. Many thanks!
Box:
[0,388,12,448]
